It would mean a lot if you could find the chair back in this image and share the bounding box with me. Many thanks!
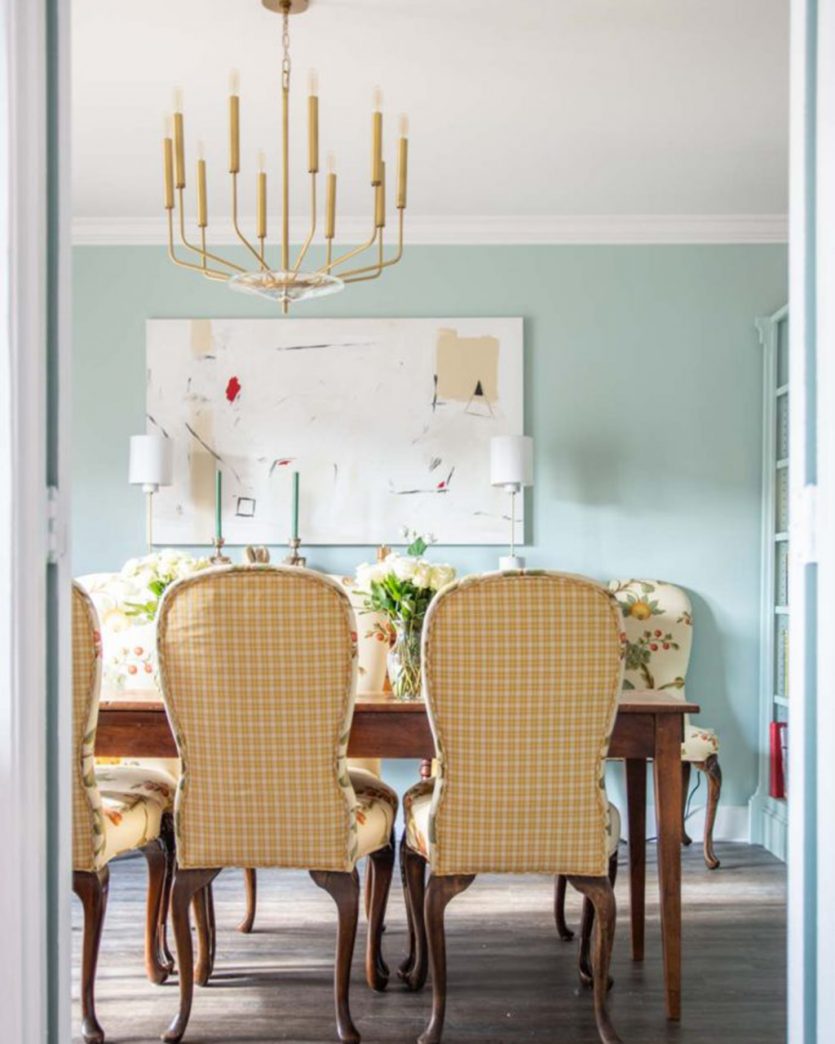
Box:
[157,566,359,871]
[422,571,623,877]
[608,580,693,696]
[72,582,106,871]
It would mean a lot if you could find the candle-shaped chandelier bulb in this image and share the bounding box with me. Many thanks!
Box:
[325,150,337,240]
[307,68,319,173]
[161,1,409,307]
[397,114,409,210]
[371,85,383,186]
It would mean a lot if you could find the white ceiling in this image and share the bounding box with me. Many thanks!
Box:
[72,0,789,241]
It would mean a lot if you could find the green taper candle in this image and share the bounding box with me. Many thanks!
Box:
[291,471,299,540]
[215,469,222,541]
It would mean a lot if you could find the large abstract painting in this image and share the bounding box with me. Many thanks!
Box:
[146,317,524,545]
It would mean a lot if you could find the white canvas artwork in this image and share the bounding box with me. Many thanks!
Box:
[146,317,524,545]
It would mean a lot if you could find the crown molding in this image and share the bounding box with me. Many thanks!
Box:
[72,212,788,246]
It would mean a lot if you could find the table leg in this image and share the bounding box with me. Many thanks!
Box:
[654,714,683,1021]
[625,758,646,962]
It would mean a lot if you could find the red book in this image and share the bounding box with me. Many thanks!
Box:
[770,721,787,799]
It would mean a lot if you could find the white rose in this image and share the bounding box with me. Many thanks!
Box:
[412,563,432,590]
[121,558,141,577]
[354,562,376,592]
[430,564,456,591]
[392,554,417,582]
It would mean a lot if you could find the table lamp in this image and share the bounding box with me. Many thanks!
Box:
[129,434,173,551]
[490,435,533,570]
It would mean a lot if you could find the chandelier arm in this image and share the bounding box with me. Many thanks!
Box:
[338,211,404,280]
[316,219,377,275]
[177,189,247,273]
[291,173,317,274]
[167,212,229,281]
[342,234,385,283]
[231,172,270,269]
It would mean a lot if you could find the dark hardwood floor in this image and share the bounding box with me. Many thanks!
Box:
[72,843,786,1043]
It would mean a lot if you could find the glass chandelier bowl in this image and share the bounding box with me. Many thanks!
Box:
[228,269,345,304]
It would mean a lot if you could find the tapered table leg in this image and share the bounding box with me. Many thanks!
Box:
[654,715,683,1021]
[625,758,646,962]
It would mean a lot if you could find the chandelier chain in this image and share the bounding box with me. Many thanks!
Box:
[281,8,291,92]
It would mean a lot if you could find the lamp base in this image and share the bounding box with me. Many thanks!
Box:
[499,554,526,571]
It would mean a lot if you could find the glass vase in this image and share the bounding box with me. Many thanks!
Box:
[387,620,423,700]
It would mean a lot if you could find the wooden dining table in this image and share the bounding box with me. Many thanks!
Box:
[96,688,696,1021]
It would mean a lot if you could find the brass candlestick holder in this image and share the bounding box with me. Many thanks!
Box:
[210,536,232,564]
[284,536,306,567]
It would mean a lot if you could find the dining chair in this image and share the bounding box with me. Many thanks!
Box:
[236,566,390,935]
[399,571,625,1044]
[611,578,722,868]
[72,582,178,1044]
[156,565,399,1044]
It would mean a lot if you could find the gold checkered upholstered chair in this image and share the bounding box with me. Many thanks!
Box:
[156,566,399,1044]
[72,583,178,1044]
[399,572,625,1044]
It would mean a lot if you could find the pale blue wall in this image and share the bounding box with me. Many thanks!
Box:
[72,244,787,812]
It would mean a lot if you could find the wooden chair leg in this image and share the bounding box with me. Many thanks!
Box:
[681,762,693,846]
[568,875,621,1044]
[73,866,110,1044]
[141,837,171,985]
[701,754,722,869]
[417,873,475,1044]
[398,842,428,991]
[237,868,257,934]
[554,874,574,941]
[162,867,219,1044]
[310,869,361,1044]
[158,813,176,972]
[365,832,395,991]
[579,852,618,989]
[398,834,417,981]
[192,884,216,987]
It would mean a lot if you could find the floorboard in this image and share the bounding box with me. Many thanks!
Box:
[72,842,786,1043]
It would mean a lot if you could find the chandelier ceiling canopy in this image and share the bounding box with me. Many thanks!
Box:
[162,0,409,311]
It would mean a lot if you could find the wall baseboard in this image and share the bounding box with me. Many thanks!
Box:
[71,213,789,247]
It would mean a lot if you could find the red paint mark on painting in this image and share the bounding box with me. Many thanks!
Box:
[275,458,292,466]
[437,480,446,489]
[225,376,242,403]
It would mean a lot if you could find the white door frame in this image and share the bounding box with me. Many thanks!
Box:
[788,0,835,1040]
[0,0,71,1040]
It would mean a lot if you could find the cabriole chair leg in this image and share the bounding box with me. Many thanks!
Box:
[568,875,622,1044]
[399,843,428,991]
[417,873,475,1044]
[365,832,395,991]
[158,813,176,973]
[579,851,618,990]
[73,866,110,1044]
[681,762,693,846]
[142,837,172,985]
[310,869,361,1044]
[237,868,257,933]
[701,754,722,869]
[162,867,220,1044]
[554,873,574,941]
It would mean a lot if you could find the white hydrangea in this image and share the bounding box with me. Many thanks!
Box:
[429,564,456,591]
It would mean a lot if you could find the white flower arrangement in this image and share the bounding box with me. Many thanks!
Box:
[121,548,211,622]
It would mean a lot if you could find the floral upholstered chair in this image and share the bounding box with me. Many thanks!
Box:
[156,566,399,1044]
[610,579,722,869]
[71,583,178,1044]
[399,572,624,1044]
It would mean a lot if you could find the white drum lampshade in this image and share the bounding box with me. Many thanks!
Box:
[490,435,533,570]
[129,434,173,551]
[490,435,534,490]
[129,434,173,493]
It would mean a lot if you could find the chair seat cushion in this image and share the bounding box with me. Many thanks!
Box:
[95,764,177,811]
[682,726,719,762]
[403,780,621,864]
[350,768,399,860]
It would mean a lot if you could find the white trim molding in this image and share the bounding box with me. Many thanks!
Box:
[72,212,789,247]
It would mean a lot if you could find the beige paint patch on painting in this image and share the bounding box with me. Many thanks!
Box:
[435,327,500,404]
[190,318,213,357]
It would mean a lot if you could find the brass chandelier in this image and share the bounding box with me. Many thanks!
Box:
[161,0,408,312]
